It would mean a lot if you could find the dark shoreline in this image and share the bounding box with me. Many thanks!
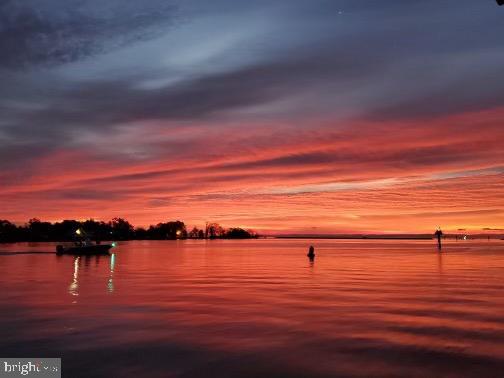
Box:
[274,234,503,240]
[274,236,433,240]
[2,236,503,245]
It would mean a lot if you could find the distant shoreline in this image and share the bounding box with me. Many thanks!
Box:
[2,236,503,245]
[274,236,432,240]
[273,234,503,240]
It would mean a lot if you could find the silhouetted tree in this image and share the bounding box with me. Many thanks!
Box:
[206,222,225,239]
[134,227,148,240]
[80,219,112,241]
[109,218,134,240]
[0,218,260,242]
[52,220,83,241]
[148,221,187,239]
[0,220,21,242]
[188,227,200,239]
[224,228,256,239]
[27,218,52,241]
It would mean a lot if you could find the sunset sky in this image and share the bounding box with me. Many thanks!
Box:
[1,0,503,234]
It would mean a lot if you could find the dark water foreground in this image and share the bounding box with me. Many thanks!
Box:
[0,240,503,378]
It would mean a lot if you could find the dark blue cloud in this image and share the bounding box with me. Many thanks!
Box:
[0,0,503,170]
[0,0,178,68]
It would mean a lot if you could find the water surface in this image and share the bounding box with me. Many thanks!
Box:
[1,239,503,377]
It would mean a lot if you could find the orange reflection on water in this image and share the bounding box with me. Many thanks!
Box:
[0,239,503,377]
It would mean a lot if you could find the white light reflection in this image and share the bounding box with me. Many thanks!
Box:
[107,253,115,293]
[68,256,80,298]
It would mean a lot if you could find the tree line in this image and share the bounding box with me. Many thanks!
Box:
[0,218,258,243]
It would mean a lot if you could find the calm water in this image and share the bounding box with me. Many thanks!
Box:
[0,239,503,377]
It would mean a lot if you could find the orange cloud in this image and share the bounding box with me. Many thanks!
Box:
[1,107,503,233]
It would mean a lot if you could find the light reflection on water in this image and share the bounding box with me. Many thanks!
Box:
[108,253,115,293]
[68,256,80,297]
[0,239,503,378]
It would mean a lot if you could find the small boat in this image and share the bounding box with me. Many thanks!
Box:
[56,242,115,255]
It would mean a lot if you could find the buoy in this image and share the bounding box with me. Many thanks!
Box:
[307,245,315,260]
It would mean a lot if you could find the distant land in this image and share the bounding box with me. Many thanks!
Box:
[0,218,258,243]
[2,218,503,243]
[274,234,504,240]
